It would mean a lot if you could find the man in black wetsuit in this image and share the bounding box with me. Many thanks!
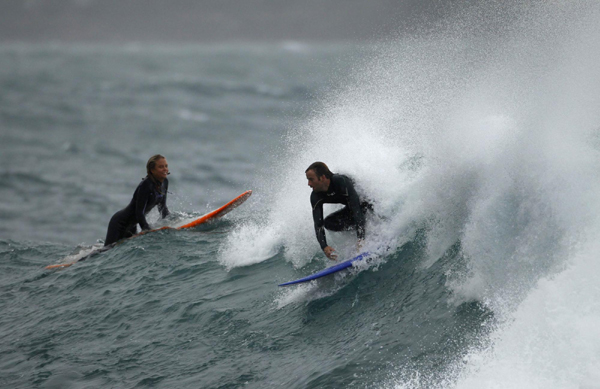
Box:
[104,155,170,246]
[305,161,371,260]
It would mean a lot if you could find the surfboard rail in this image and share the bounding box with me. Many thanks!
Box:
[278,251,371,287]
[176,190,252,229]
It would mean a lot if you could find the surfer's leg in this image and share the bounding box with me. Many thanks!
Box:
[104,209,129,246]
[323,207,355,231]
[325,202,374,232]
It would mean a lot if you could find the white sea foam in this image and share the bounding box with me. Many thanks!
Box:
[378,1,600,388]
[221,2,600,386]
[452,237,600,388]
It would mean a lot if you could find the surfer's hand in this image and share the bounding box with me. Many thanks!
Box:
[324,246,337,260]
[356,239,364,252]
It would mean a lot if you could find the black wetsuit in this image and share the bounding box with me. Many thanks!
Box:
[104,176,170,246]
[310,174,371,250]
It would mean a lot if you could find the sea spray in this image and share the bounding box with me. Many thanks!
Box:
[374,1,600,388]
[216,0,600,387]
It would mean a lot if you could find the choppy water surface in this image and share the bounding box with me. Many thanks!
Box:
[2,2,600,388]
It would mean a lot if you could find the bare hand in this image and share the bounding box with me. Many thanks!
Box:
[323,246,338,260]
[356,239,364,253]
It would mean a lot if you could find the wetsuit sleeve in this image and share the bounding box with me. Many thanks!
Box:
[311,192,328,250]
[135,181,152,231]
[158,180,170,218]
[344,179,366,240]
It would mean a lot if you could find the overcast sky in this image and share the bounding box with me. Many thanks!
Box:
[0,0,454,43]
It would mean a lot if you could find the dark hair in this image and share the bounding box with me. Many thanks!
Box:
[305,161,333,179]
[146,154,166,176]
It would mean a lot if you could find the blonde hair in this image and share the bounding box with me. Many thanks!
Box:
[146,154,166,176]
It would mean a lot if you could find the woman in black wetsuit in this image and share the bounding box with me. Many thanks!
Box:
[104,154,171,246]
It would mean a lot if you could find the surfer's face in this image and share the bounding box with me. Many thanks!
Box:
[306,169,328,192]
[152,158,169,182]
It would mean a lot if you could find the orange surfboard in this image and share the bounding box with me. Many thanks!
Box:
[175,190,252,229]
[46,190,252,270]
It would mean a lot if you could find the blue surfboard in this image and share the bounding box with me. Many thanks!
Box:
[278,251,371,287]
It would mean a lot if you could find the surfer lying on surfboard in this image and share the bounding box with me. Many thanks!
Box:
[305,162,373,260]
[104,154,171,246]
[46,188,252,270]
[46,153,253,270]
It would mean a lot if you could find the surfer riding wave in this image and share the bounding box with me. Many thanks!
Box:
[306,161,372,260]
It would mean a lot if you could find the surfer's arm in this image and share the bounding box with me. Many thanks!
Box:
[158,180,170,218]
[135,183,152,231]
[159,202,170,218]
[311,194,328,250]
[356,239,363,252]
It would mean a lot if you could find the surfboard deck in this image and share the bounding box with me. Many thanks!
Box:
[45,190,252,270]
[278,251,371,287]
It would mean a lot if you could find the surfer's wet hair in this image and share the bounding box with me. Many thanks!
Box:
[146,154,166,176]
[306,162,333,179]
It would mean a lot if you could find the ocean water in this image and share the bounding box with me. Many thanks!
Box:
[3,2,600,388]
